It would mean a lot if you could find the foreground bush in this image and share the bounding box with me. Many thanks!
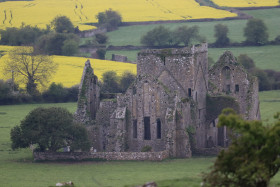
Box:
[10,107,90,152]
[203,109,280,187]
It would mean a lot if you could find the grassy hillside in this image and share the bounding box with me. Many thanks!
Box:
[208,45,280,71]
[107,8,280,46]
[105,45,280,72]
[0,90,279,186]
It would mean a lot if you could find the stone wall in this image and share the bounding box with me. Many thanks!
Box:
[112,54,128,62]
[33,150,169,161]
[75,60,100,125]
[95,100,118,151]
[78,28,107,38]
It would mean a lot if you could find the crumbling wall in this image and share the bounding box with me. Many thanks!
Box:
[33,150,169,161]
[95,100,117,151]
[208,51,260,120]
[112,54,128,62]
[75,60,100,125]
[205,95,240,147]
[115,44,209,157]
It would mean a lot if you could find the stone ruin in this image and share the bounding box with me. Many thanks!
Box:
[112,54,128,62]
[75,43,260,158]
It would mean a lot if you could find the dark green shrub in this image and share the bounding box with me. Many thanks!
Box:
[141,146,152,152]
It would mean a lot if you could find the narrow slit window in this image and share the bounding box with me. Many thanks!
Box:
[144,117,151,140]
[226,85,230,93]
[188,88,192,97]
[235,84,239,93]
[157,119,161,139]
[133,120,137,138]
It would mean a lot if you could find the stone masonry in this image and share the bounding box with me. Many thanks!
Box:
[75,43,260,159]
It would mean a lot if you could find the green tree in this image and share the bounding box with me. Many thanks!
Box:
[10,107,90,152]
[141,25,171,46]
[214,24,230,47]
[62,39,79,56]
[95,33,108,44]
[0,24,49,46]
[120,71,136,93]
[203,109,280,187]
[35,33,79,55]
[3,47,57,95]
[42,82,68,102]
[253,68,272,91]
[274,35,280,44]
[51,15,74,33]
[96,48,106,59]
[0,79,12,101]
[237,54,255,72]
[101,71,120,93]
[96,9,122,31]
[244,18,269,45]
[173,25,202,46]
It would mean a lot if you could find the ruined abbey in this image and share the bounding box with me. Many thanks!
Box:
[75,43,260,158]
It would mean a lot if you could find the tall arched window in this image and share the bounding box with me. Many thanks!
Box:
[157,118,161,139]
[222,66,231,80]
[144,117,151,140]
[133,120,137,138]
[222,66,231,94]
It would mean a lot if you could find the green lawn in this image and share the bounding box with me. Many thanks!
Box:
[208,45,280,71]
[105,8,280,72]
[104,45,280,72]
[107,8,280,46]
[105,50,139,62]
[259,90,280,124]
[0,90,279,186]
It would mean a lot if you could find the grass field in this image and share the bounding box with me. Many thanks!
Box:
[0,90,279,186]
[107,8,280,46]
[0,0,236,31]
[104,45,280,72]
[208,45,280,71]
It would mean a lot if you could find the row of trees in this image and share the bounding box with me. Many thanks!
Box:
[0,16,80,56]
[238,54,280,91]
[214,18,271,47]
[0,79,79,105]
[141,25,204,47]
[101,71,136,94]
[141,18,279,47]
[215,18,280,47]
[0,69,136,105]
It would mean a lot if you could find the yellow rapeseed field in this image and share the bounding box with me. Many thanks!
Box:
[51,56,136,88]
[212,0,279,7]
[0,46,136,90]
[0,0,237,31]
